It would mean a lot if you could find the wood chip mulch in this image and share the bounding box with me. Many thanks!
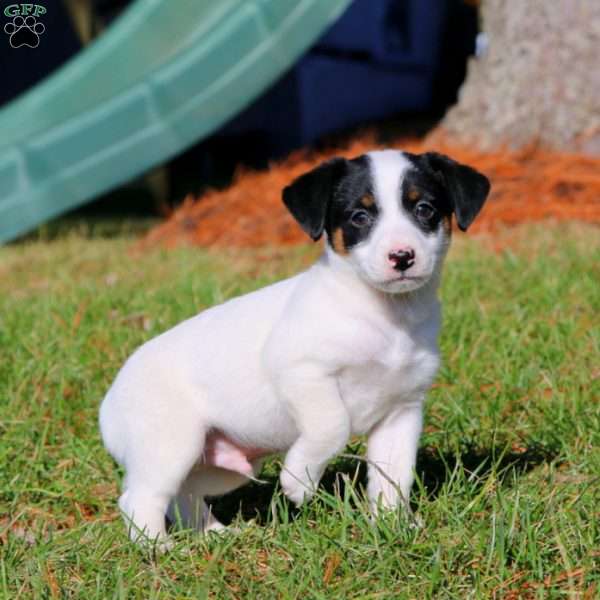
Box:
[141,135,600,249]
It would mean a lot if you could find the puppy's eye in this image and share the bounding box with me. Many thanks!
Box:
[414,202,436,221]
[349,210,373,228]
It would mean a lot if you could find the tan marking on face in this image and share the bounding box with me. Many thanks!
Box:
[407,187,421,202]
[360,193,375,208]
[332,228,348,254]
[442,214,452,235]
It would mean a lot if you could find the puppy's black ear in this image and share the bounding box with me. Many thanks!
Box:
[422,152,491,231]
[282,158,347,241]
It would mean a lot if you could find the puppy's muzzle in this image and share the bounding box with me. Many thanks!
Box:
[388,248,416,272]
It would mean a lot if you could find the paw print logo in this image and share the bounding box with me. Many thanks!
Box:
[4,15,45,48]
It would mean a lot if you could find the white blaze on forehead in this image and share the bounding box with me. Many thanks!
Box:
[367,150,412,216]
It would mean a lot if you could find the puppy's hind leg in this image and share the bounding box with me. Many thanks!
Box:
[118,417,207,545]
[166,468,225,534]
[169,461,264,534]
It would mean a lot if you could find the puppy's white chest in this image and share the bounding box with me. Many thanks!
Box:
[338,328,439,435]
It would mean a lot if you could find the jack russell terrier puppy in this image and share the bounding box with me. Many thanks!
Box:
[100,149,490,543]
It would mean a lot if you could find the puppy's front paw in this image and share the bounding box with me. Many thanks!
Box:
[280,468,314,507]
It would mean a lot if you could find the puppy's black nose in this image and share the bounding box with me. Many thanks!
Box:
[388,248,415,272]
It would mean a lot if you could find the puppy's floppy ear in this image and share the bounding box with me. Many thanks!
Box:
[422,152,491,231]
[282,158,347,241]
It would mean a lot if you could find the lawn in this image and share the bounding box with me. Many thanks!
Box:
[1,221,598,599]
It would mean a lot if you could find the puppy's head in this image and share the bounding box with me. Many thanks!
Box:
[283,149,490,293]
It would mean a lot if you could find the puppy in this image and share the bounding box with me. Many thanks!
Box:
[99,149,490,543]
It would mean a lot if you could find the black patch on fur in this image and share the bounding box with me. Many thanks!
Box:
[400,161,453,234]
[405,152,491,231]
[282,158,347,241]
[325,156,379,251]
[283,155,379,251]
[283,150,490,249]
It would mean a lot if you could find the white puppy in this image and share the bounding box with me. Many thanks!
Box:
[100,149,490,543]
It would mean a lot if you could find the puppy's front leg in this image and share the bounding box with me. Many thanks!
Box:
[279,368,350,506]
[367,402,423,513]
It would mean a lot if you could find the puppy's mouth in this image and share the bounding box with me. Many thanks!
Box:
[374,273,429,293]
[381,274,428,286]
[387,275,425,283]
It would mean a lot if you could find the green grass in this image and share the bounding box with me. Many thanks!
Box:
[1,222,598,599]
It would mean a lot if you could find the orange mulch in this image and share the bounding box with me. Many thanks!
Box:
[141,135,600,249]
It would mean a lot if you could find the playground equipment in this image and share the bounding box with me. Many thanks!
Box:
[0,0,351,243]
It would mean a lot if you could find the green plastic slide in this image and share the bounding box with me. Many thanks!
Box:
[0,0,351,243]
